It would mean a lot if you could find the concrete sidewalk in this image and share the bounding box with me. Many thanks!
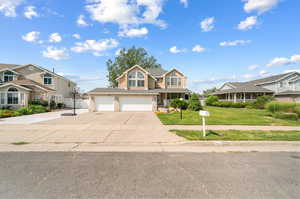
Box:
[167,125,300,131]
[1,141,300,152]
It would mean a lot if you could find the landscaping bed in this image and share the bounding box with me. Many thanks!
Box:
[171,129,300,141]
[0,105,49,118]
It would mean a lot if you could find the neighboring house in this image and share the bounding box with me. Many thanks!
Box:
[213,72,300,103]
[88,65,190,112]
[0,64,77,109]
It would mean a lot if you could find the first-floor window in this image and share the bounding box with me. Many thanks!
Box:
[7,87,19,105]
[0,93,5,104]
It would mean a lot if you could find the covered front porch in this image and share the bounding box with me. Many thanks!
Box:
[157,92,190,107]
[217,92,272,103]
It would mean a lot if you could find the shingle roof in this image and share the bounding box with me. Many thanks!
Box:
[0,64,20,70]
[275,91,300,96]
[145,67,167,77]
[247,72,295,85]
[10,79,55,91]
[213,84,273,95]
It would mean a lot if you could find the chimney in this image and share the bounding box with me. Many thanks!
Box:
[52,68,55,73]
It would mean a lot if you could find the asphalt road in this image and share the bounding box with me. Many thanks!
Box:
[0,152,299,199]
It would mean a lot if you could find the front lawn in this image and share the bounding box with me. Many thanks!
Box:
[171,130,300,141]
[157,106,300,126]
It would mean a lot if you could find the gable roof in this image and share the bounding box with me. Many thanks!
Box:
[0,82,32,91]
[116,65,157,81]
[247,72,298,85]
[0,63,76,85]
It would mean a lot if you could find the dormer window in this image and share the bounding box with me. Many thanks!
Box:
[44,74,52,85]
[128,71,145,87]
[3,71,15,82]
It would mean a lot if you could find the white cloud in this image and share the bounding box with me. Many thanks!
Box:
[220,40,251,47]
[193,75,237,84]
[180,0,188,8]
[0,0,23,17]
[49,33,62,43]
[259,70,269,76]
[42,46,69,60]
[237,16,258,30]
[77,14,89,27]
[118,27,148,37]
[200,17,215,32]
[71,39,119,56]
[169,46,185,54]
[267,54,300,67]
[284,69,300,74]
[22,31,40,43]
[24,6,38,19]
[72,34,81,39]
[85,0,166,28]
[242,74,254,79]
[192,45,205,53]
[243,0,280,14]
[248,64,259,70]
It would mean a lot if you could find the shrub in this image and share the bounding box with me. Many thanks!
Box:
[16,107,32,115]
[294,106,300,118]
[29,105,48,113]
[0,110,15,118]
[57,103,65,109]
[50,100,56,109]
[41,100,49,107]
[273,112,298,121]
[211,101,247,108]
[170,99,188,111]
[205,96,219,106]
[251,96,273,109]
[188,93,202,111]
[266,101,296,113]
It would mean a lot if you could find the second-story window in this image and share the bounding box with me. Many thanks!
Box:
[128,71,145,87]
[3,71,15,82]
[44,74,52,85]
[167,72,182,87]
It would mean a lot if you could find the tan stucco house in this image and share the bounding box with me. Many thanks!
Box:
[88,65,191,112]
[0,64,76,109]
[213,72,300,103]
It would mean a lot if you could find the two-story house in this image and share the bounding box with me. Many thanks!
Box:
[213,72,300,103]
[0,64,77,109]
[88,65,190,112]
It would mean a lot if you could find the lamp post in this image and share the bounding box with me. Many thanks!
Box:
[180,98,183,120]
[72,87,80,116]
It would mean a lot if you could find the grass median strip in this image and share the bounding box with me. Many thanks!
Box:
[170,130,300,141]
[11,142,30,145]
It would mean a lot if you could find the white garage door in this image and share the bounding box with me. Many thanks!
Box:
[119,96,153,111]
[95,96,114,111]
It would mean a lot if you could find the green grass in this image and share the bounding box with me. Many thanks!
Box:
[11,142,30,145]
[171,130,300,141]
[157,106,300,126]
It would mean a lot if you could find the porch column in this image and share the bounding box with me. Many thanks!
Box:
[243,92,246,103]
[234,93,237,103]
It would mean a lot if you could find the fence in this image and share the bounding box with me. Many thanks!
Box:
[63,98,89,109]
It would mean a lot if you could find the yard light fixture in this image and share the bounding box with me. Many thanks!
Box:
[180,98,183,120]
[72,87,80,116]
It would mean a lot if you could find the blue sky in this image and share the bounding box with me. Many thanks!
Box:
[0,0,299,92]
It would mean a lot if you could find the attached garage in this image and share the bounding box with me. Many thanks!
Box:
[119,96,153,111]
[94,96,114,112]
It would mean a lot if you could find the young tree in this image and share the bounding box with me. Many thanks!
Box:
[106,46,161,87]
[203,87,217,97]
[188,93,202,111]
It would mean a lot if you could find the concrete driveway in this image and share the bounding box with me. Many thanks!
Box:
[0,112,184,144]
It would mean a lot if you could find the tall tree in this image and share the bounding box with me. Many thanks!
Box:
[106,46,161,87]
[203,87,218,97]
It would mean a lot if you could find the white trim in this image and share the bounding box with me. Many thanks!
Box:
[0,83,32,91]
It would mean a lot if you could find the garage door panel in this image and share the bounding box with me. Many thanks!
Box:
[95,96,114,112]
[119,96,153,112]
